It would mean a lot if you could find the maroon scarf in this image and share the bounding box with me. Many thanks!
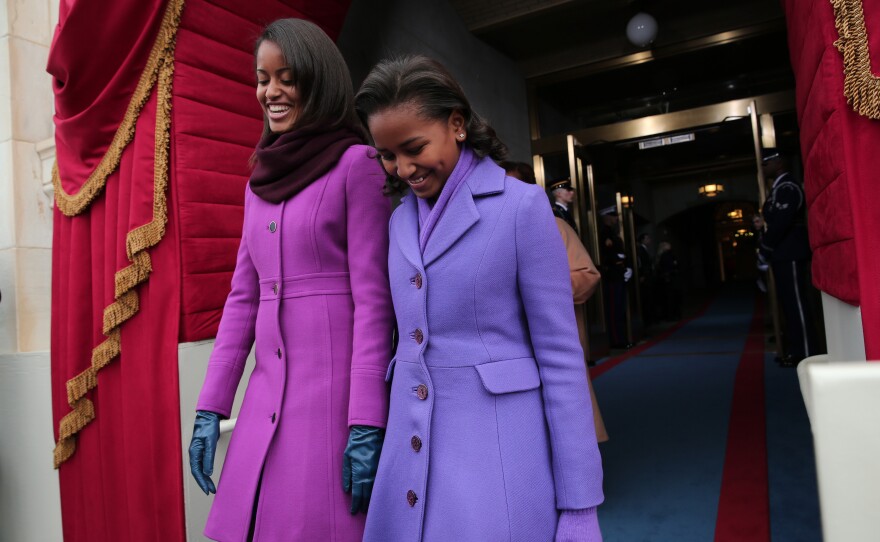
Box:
[250,126,363,203]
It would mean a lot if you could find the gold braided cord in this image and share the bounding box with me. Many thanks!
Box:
[53,0,183,469]
[52,0,185,217]
[831,0,880,119]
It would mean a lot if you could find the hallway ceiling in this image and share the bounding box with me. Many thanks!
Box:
[450,0,794,138]
[451,0,787,79]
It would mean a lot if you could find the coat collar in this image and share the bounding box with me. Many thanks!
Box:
[393,156,506,268]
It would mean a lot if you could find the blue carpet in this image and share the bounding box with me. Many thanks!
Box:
[592,289,821,541]
[764,353,822,541]
[597,352,740,541]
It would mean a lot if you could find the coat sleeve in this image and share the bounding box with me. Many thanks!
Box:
[516,186,604,510]
[196,188,260,418]
[556,217,601,304]
[344,149,394,428]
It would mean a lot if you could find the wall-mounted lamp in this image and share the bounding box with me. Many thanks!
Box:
[727,209,743,219]
[621,195,634,208]
[699,183,724,197]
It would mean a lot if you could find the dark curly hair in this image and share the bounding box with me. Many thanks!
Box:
[500,161,536,184]
[354,55,508,162]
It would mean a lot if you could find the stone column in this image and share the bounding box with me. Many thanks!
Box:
[0,0,56,350]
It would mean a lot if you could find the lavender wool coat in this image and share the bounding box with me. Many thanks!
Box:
[363,157,604,542]
[196,145,394,542]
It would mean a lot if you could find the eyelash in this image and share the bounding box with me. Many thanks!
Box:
[380,144,426,161]
[257,79,295,86]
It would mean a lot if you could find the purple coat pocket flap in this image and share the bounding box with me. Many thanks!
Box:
[475,357,541,394]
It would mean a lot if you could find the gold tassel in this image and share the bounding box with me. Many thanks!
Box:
[831,0,880,119]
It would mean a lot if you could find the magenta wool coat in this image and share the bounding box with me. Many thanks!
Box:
[196,145,394,542]
[363,157,604,542]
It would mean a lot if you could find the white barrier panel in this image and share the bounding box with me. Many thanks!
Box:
[798,356,880,542]
[178,340,254,541]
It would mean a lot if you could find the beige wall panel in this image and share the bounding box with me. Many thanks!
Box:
[9,36,52,143]
[15,246,50,351]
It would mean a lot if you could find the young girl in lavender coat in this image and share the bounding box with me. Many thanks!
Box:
[356,56,604,541]
[187,19,393,541]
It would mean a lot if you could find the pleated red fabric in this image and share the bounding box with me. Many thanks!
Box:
[51,90,186,541]
[49,0,353,539]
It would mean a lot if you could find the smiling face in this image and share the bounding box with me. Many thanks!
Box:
[367,103,465,200]
[255,40,300,133]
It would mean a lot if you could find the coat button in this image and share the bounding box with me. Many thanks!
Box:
[411,435,422,452]
[272,283,279,295]
[411,273,423,289]
[270,413,276,423]
[276,348,282,359]
[268,221,277,233]
[411,329,424,344]
[416,384,428,401]
[407,490,418,507]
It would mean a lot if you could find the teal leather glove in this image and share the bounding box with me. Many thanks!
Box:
[342,425,385,514]
[189,410,221,495]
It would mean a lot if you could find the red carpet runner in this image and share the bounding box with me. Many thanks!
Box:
[590,296,715,380]
[714,296,770,541]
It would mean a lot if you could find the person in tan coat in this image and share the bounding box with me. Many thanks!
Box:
[500,160,608,443]
[555,217,609,443]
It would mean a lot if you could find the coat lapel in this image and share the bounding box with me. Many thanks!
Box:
[422,157,506,267]
[422,184,479,266]
[393,194,424,270]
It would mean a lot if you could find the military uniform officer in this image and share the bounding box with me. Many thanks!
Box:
[598,205,632,348]
[548,178,579,234]
[759,148,816,365]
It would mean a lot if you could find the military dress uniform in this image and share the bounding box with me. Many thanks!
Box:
[636,241,654,324]
[548,179,578,234]
[599,218,628,347]
[760,170,816,362]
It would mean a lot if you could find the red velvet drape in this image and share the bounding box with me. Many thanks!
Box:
[782,0,880,359]
[50,115,184,540]
[49,0,353,539]
[49,0,185,539]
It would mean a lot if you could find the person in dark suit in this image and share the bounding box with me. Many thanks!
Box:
[548,178,578,234]
[655,241,682,320]
[599,205,631,347]
[759,148,816,366]
[636,233,655,325]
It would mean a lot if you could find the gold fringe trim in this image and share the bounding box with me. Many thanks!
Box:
[831,0,880,119]
[53,0,183,469]
[52,0,185,217]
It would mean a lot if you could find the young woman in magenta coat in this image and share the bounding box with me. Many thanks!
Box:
[356,56,604,541]
[186,19,394,542]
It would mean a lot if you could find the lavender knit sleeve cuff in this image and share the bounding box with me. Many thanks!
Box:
[555,507,602,542]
